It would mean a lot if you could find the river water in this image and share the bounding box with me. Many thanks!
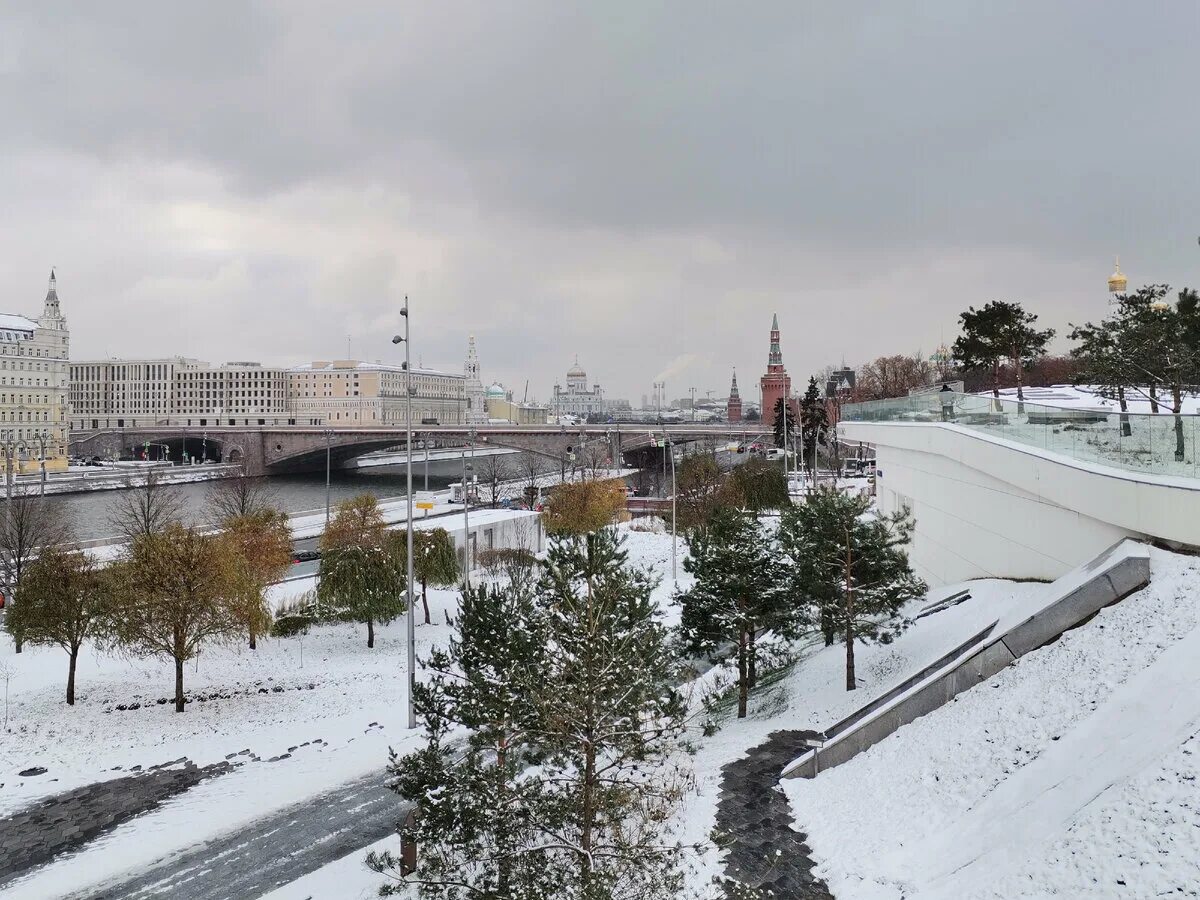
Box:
[50,464,468,543]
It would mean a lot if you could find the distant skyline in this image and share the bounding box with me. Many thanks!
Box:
[2,3,1197,403]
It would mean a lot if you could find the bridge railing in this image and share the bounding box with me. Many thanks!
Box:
[841,393,1200,480]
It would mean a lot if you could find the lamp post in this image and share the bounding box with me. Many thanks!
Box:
[37,430,48,496]
[661,425,677,584]
[323,428,334,531]
[2,430,12,504]
[392,299,417,730]
[461,435,475,590]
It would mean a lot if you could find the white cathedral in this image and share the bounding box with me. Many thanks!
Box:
[552,358,604,418]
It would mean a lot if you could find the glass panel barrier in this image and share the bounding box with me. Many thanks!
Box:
[841,394,1199,480]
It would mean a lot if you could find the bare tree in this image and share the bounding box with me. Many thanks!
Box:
[577,443,608,481]
[0,489,71,653]
[516,452,544,506]
[475,454,509,508]
[105,468,184,544]
[206,474,278,525]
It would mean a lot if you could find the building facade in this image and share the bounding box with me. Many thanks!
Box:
[1,271,70,473]
[726,369,743,423]
[552,359,604,418]
[464,335,487,424]
[484,383,549,425]
[759,313,793,428]
[70,358,292,428]
[288,360,466,426]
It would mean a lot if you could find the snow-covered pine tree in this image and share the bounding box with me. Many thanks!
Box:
[532,529,690,900]
[778,487,925,690]
[799,376,828,481]
[679,507,793,718]
[371,580,553,898]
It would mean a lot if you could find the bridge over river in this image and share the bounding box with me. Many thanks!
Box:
[70,423,771,476]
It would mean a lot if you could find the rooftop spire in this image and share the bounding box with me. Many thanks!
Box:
[767,314,783,369]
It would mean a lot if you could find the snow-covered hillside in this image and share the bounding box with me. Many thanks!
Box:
[783,547,1200,899]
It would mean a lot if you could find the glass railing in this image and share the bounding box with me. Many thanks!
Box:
[841,393,1200,480]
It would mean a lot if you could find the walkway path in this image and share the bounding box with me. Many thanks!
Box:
[715,729,833,899]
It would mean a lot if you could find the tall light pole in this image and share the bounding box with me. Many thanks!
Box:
[662,425,677,584]
[37,430,48,496]
[461,439,474,590]
[323,428,333,530]
[392,299,417,730]
[2,430,12,504]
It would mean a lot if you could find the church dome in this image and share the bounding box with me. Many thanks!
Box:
[486,382,507,399]
[567,361,586,379]
[1108,257,1127,293]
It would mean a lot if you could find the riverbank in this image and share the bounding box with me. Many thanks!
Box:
[2,462,240,499]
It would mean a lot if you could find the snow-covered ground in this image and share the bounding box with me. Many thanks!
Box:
[782,546,1200,899]
[989,384,1200,415]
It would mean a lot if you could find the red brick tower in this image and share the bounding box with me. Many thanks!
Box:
[726,369,742,423]
[759,313,792,427]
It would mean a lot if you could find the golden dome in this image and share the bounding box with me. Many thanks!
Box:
[1108,256,1127,293]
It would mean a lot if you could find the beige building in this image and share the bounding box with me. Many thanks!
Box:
[70,358,292,428]
[484,383,549,425]
[1,271,70,474]
[288,360,466,426]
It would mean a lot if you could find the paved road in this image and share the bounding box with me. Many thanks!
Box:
[73,772,404,900]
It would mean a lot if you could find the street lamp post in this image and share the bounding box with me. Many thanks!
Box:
[392,299,417,731]
[37,430,48,496]
[461,434,475,591]
[323,428,333,531]
[2,430,12,504]
[662,425,677,584]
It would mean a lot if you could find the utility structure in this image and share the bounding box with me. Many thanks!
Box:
[391,298,417,730]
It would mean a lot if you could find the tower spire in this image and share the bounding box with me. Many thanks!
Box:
[42,267,63,321]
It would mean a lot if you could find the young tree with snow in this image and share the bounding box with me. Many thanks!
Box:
[953,300,1055,408]
[542,478,627,539]
[4,548,106,704]
[317,495,407,647]
[729,457,788,513]
[112,524,243,712]
[674,453,734,540]
[411,528,459,624]
[220,509,293,648]
[778,487,925,691]
[679,507,792,718]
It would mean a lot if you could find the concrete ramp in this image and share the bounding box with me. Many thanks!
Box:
[782,539,1151,779]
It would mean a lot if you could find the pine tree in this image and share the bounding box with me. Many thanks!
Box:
[778,487,925,690]
[533,529,689,899]
[679,507,792,718]
[411,528,460,625]
[953,300,1055,408]
[772,396,797,449]
[799,376,829,480]
[371,580,552,898]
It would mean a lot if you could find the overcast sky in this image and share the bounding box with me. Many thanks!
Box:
[1,2,1196,405]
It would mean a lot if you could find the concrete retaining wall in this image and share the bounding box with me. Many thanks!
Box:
[783,542,1151,779]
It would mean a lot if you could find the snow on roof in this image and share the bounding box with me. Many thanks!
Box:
[0,313,38,333]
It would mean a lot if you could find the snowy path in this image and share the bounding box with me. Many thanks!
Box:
[898,621,1200,898]
[71,771,398,900]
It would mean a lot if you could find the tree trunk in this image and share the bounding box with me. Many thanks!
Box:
[1149,381,1160,414]
[1013,352,1025,414]
[736,626,749,719]
[421,578,431,625]
[67,648,78,706]
[1172,386,1185,462]
[367,616,375,649]
[844,529,857,692]
[174,656,185,713]
[249,628,257,650]
[747,625,757,689]
[1118,386,1132,437]
[991,364,1001,412]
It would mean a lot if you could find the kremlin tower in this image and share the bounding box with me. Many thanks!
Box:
[759,313,792,427]
[726,369,742,423]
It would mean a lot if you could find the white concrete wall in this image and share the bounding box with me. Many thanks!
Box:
[841,421,1200,585]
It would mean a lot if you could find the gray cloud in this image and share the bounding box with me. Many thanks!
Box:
[1,1,1197,402]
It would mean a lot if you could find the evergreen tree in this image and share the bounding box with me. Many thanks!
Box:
[533,529,689,899]
[772,396,797,449]
[679,507,792,718]
[411,528,460,624]
[373,531,690,900]
[372,580,552,898]
[778,487,925,690]
[4,548,107,705]
[318,495,407,647]
[798,376,829,479]
[953,300,1055,407]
